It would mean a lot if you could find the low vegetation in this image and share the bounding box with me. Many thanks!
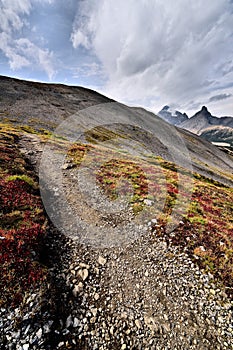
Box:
[0,125,47,307]
[68,140,233,297]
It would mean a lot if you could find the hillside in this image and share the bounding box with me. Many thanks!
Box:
[0,76,233,349]
[200,126,233,150]
[0,75,111,130]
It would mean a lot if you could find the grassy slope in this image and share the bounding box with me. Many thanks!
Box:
[68,127,233,296]
[0,122,232,309]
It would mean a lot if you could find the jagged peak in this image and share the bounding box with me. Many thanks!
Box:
[201,106,209,113]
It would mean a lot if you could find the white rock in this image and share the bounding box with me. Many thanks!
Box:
[94,293,100,300]
[91,308,98,317]
[135,319,142,329]
[98,255,107,266]
[78,269,88,281]
[23,345,29,350]
[73,318,80,328]
[144,199,153,206]
[90,317,96,323]
[79,263,90,269]
[36,328,43,339]
[61,163,69,170]
[43,324,51,333]
[66,315,73,328]
[151,218,158,224]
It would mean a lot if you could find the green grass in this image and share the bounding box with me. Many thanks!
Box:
[6,174,37,189]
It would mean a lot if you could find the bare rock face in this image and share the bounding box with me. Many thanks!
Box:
[158,105,188,126]
[159,104,233,135]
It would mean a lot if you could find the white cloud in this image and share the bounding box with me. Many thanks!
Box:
[73,62,103,78]
[0,0,31,33]
[0,32,30,69]
[0,0,55,79]
[16,38,55,79]
[71,30,90,50]
[71,0,233,114]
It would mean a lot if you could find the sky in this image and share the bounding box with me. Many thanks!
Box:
[0,0,233,117]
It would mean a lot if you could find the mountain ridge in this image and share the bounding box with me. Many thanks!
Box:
[158,105,233,149]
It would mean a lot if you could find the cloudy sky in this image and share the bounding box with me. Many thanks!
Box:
[0,0,233,117]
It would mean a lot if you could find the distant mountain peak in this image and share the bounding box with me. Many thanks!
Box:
[201,106,208,112]
[179,105,233,137]
[195,106,211,116]
[158,105,188,126]
[158,104,233,142]
[193,106,213,122]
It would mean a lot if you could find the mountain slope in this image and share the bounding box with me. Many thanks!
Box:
[180,106,233,135]
[0,75,112,130]
[0,76,233,349]
[200,125,233,147]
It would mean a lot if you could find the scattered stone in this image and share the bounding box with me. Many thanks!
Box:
[78,269,89,281]
[22,345,29,350]
[36,328,43,339]
[94,293,100,300]
[91,308,98,317]
[61,163,74,170]
[79,263,90,269]
[135,319,142,329]
[144,199,153,206]
[98,255,107,266]
[66,315,73,328]
[73,318,80,328]
[73,282,84,297]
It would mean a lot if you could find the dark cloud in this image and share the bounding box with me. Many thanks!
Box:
[0,0,233,116]
[71,0,233,114]
[209,93,232,102]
